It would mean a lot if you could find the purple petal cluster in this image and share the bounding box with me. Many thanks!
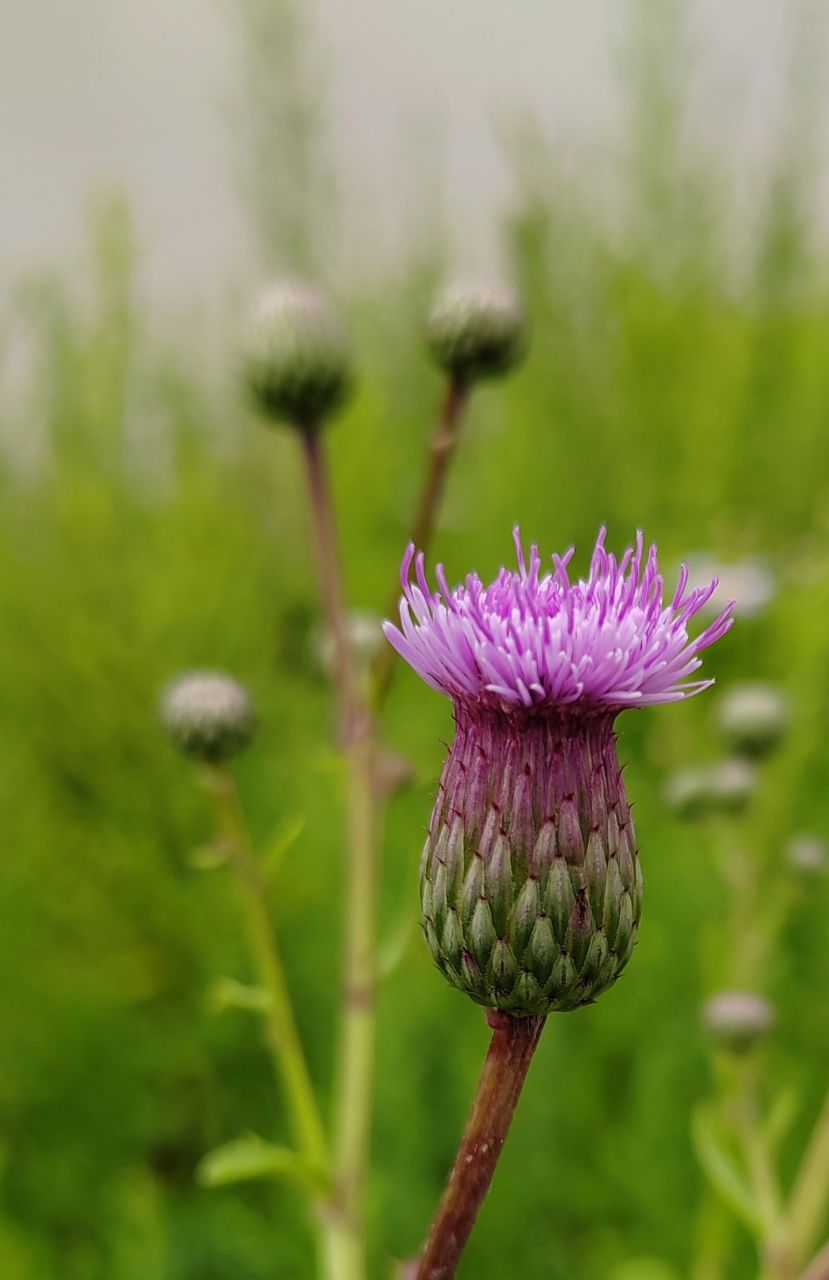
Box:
[384,529,733,713]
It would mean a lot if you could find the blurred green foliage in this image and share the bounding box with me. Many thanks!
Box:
[2,6,829,1278]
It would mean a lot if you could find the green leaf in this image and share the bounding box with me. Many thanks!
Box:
[764,1088,799,1152]
[691,1103,762,1233]
[206,976,272,1016]
[196,1134,327,1194]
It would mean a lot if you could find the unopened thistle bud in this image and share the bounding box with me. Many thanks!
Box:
[717,682,790,758]
[786,833,828,878]
[162,671,256,763]
[665,758,757,820]
[244,282,352,428]
[426,282,526,382]
[702,990,776,1052]
[384,530,733,1016]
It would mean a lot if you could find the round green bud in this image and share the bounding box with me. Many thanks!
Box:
[244,282,352,427]
[785,833,828,879]
[426,282,527,382]
[665,758,758,820]
[702,990,776,1052]
[717,682,790,758]
[162,671,256,763]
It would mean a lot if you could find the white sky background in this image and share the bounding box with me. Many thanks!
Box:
[0,0,824,305]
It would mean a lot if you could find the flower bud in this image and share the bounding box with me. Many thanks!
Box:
[244,282,352,428]
[664,765,719,821]
[786,833,828,879]
[717,683,790,758]
[426,282,527,382]
[710,758,759,814]
[162,671,256,763]
[665,759,758,821]
[702,990,776,1052]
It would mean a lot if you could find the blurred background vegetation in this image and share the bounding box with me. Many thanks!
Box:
[2,2,829,1277]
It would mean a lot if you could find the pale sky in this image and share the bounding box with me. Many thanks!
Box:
[0,1,823,305]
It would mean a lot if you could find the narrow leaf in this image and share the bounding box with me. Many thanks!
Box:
[262,816,306,881]
[691,1104,763,1233]
[196,1134,326,1194]
[207,976,272,1016]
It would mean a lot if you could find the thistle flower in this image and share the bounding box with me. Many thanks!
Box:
[426,282,526,382]
[244,281,352,428]
[162,671,256,763]
[702,990,776,1052]
[384,529,733,1016]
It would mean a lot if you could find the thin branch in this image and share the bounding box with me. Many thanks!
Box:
[372,375,469,705]
[206,765,329,1170]
[295,421,378,1280]
[300,425,360,739]
[786,1089,829,1271]
[799,1240,829,1280]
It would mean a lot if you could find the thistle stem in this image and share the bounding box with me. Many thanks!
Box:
[373,375,469,704]
[300,426,359,738]
[296,422,379,1279]
[325,730,378,1279]
[414,1012,546,1280]
[799,1240,829,1280]
[785,1088,829,1272]
[205,764,329,1170]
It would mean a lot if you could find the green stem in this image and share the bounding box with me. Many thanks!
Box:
[326,727,379,1280]
[300,425,358,740]
[372,375,469,705]
[206,764,329,1171]
[785,1089,829,1272]
[297,422,380,1280]
[798,1240,829,1280]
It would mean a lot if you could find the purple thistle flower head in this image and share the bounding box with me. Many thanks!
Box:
[384,527,733,716]
[386,530,733,1018]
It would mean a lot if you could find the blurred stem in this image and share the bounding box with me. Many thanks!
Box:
[326,730,378,1280]
[300,425,358,739]
[692,1188,735,1280]
[732,1062,782,1240]
[413,1012,546,1280]
[373,375,469,704]
[297,372,472,1274]
[799,1240,829,1280]
[297,421,379,1280]
[204,764,329,1171]
[785,1088,829,1272]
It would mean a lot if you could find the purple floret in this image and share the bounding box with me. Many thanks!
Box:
[383,528,734,714]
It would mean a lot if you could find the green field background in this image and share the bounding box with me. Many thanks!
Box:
[2,6,829,1277]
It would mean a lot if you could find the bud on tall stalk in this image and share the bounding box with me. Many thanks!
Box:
[244,282,353,428]
[385,530,733,1015]
[161,671,256,763]
[426,283,527,383]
